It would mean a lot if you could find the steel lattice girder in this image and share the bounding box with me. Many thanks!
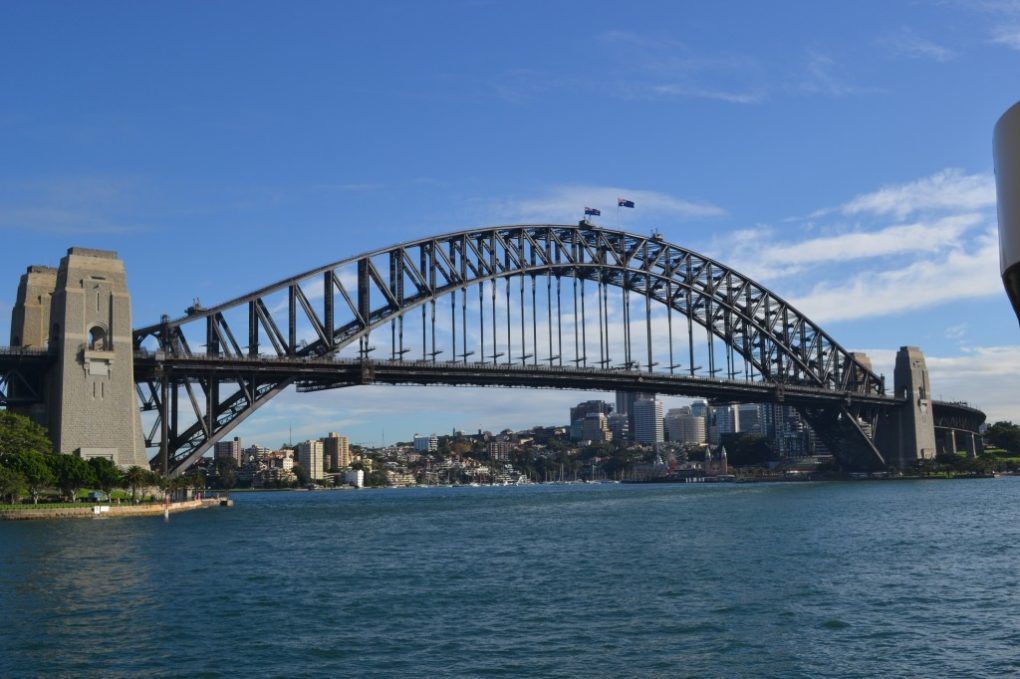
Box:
[133,225,887,473]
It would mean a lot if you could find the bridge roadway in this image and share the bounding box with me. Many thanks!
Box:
[1,346,985,429]
[132,351,901,409]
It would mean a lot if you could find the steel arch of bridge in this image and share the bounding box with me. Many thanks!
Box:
[133,224,887,474]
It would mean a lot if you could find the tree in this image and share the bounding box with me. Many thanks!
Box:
[0,466,28,504]
[0,411,53,463]
[124,466,151,502]
[986,421,1020,453]
[213,457,238,489]
[722,433,772,467]
[88,457,123,497]
[48,454,96,501]
[5,449,54,504]
[182,471,206,494]
[293,463,311,486]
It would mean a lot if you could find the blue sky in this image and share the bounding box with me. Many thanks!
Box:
[2,1,1019,448]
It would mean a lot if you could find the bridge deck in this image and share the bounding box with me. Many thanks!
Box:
[133,352,900,408]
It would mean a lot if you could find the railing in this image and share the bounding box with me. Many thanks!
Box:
[0,346,53,357]
[134,350,896,402]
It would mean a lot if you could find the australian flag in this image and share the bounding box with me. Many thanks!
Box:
[584,207,601,216]
[618,198,635,208]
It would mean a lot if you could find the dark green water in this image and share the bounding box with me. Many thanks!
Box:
[2,479,1019,678]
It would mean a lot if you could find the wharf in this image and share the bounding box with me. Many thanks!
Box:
[0,497,231,521]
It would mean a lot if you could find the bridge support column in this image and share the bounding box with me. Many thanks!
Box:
[877,346,937,469]
[948,429,957,456]
[964,432,978,459]
[8,265,59,425]
[9,248,148,468]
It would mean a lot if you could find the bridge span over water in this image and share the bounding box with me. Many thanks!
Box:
[1,225,985,475]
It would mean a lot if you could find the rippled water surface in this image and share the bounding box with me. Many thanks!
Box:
[3,479,1020,678]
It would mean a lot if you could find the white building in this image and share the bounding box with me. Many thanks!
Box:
[296,439,325,480]
[665,409,706,445]
[414,433,438,452]
[633,398,664,444]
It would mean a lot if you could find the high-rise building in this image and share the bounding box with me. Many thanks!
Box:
[690,399,709,420]
[762,404,810,458]
[616,391,655,440]
[414,433,438,452]
[580,413,613,444]
[709,405,740,444]
[607,413,629,443]
[665,409,706,445]
[322,432,351,470]
[569,400,613,441]
[738,404,762,435]
[242,444,272,465]
[296,439,324,480]
[214,436,242,465]
[633,398,664,444]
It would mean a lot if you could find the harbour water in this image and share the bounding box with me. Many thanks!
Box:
[2,478,1019,678]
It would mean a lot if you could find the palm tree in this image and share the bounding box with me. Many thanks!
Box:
[124,466,149,502]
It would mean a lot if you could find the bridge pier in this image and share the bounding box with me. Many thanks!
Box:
[9,248,147,468]
[963,432,978,459]
[876,347,937,469]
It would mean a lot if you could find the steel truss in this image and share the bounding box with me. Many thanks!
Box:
[133,224,890,474]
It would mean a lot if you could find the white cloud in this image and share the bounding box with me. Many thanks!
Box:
[645,83,764,104]
[797,50,870,97]
[991,25,1020,49]
[0,176,151,234]
[599,31,767,104]
[864,346,1020,422]
[835,169,996,219]
[725,213,984,281]
[790,228,1001,323]
[234,383,617,445]
[880,27,958,62]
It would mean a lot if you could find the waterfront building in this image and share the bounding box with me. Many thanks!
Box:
[738,404,763,435]
[322,432,351,470]
[633,398,664,444]
[690,399,709,420]
[262,465,296,485]
[665,409,706,446]
[709,405,740,445]
[243,444,272,464]
[569,400,613,441]
[580,412,613,444]
[616,391,655,440]
[762,405,810,458]
[214,436,242,465]
[345,469,364,488]
[386,468,417,486]
[414,433,438,452]
[607,412,629,443]
[488,438,514,461]
[296,439,325,480]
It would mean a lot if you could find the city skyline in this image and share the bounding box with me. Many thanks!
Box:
[2,2,1019,446]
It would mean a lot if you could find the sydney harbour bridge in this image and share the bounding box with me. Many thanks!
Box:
[1,224,985,475]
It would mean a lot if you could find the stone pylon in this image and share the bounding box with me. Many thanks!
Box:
[877,346,937,468]
[9,248,148,468]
